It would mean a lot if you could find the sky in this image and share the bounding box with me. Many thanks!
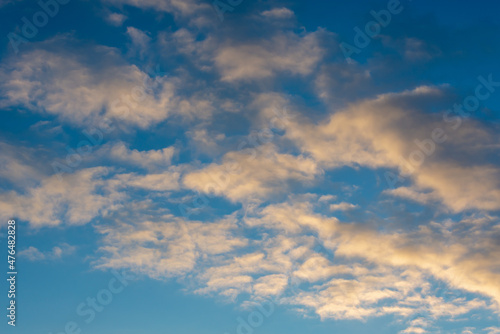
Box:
[0,0,499,333]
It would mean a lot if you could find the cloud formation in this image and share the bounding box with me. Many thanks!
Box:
[0,1,499,333]
[19,243,76,261]
[276,87,500,212]
[91,197,499,331]
[214,31,325,81]
[0,38,217,129]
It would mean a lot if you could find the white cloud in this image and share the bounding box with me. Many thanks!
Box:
[277,86,500,212]
[383,186,436,205]
[183,144,320,203]
[188,129,226,155]
[95,213,248,279]
[253,274,288,296]
[400,327,428,334]
[0,38,217,129]
[92,198,499,329]
[260,8,295,20]
[19,244,75,261]
[106,12,127,26]
[214,32,324,81]
[1,7,498,334]
[100,142,176,170]
[329,202,358,211]
[246,200,500,316]
[293,255,355,283]
[0,167,125,227]
[462,328,476,334]
[117,171,180,191]
[318,195,337,202]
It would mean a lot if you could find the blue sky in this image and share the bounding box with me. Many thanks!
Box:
[0,0,500,333]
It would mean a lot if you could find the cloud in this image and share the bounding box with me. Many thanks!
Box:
[19,243,75,261]
[193,234,315,300]
[101,0,213,26]
[92,197,499,329]
[159,28,216,69]
[260,8,295,20]
[383,186,436,205]
[293,255,355,283]
[187,129,226,156]
[0,167,125,227]
[399,317,431,333]
[329,202,359,211]
[95,212,248,279]
[117,171,181,191]
[253,274,289,296]
[462,329,476,334]
[318,195,337,202]
[99,142,176,171]
[400,327,428,334]
[214,31,324,81]
[106,12,127,26]
[289,272,423,320]
[277,86,500,212]
[381,36,442,62]
[246,200,500,317]
[183,144,320,203]
[0,142,46,188]
[0,38,178,129]
[126,27,151,59]
[0,162,189,227]
[0,37,221,129]
[1,4,499,333]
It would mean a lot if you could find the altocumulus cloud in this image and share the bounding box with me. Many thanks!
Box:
[0,1,499,334]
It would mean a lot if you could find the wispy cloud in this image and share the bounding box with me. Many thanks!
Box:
[19,243,76,261]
